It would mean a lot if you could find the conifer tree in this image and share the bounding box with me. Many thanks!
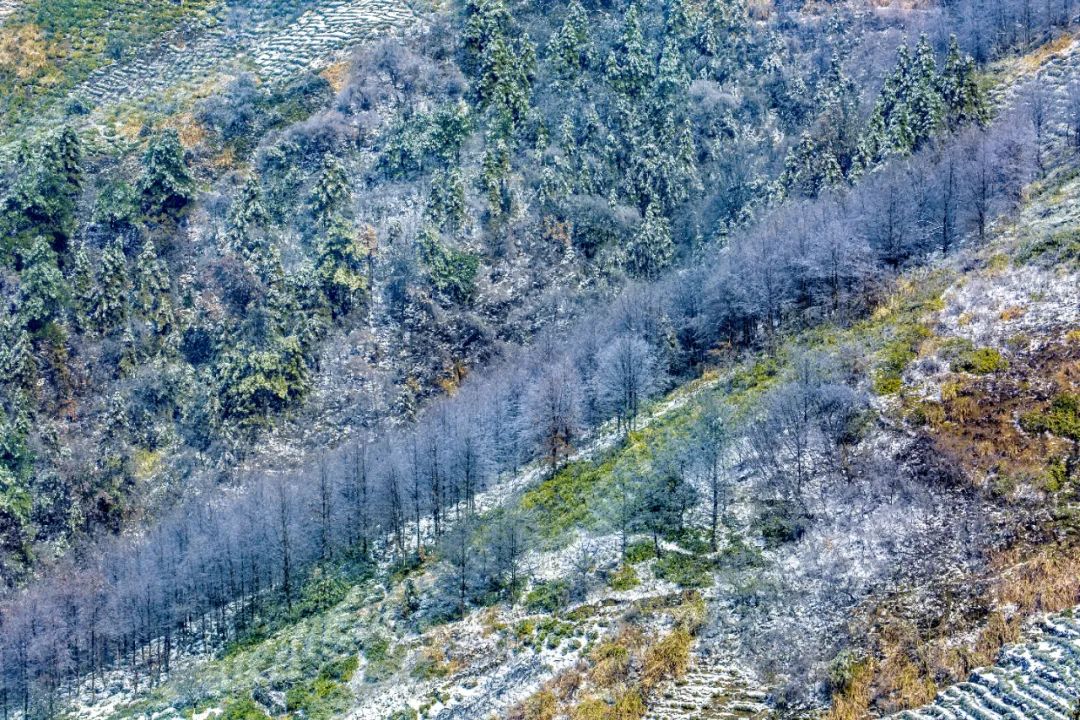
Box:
[909,35,946,144]
[90,239,129,334]
[0,321,37,391]
[1,128,83,257]
[70,244,94,332]
[137,130,195,218]
[309,155,350,226]
[223,176,280,284]
[426,167,467,232]
[118,326,138,377]
[627,203,674,279]
[548,0,592,85]
[940,35,987,131]
[815,54,862,170]
[655,38,691,108]
[317,219,370,318]
[18,237,68,333]
[606,5,653,99]
[135,240,173,338]
[780,132,842,198]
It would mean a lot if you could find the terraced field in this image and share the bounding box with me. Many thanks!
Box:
[0,0,19,23]
[76,0,416,108]
[894,614,1080,720]
[646,622,770,720]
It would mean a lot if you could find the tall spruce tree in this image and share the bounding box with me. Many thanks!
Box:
[17,237,68,334]
[90,239,129,334]
[135,240,173,338]
[137,130,195,218]
[606,5,653,99]
[627,203,674,279]
[548,0,592,86]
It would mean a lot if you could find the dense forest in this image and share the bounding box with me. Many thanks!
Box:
[1,0,1079,717]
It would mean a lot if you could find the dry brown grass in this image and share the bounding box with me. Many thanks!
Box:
[508,688,557,720]
[1019,33,1075,74]
[825,658,877,720]
[641,629,691,691]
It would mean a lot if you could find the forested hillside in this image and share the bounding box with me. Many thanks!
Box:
[1,0,1079,719]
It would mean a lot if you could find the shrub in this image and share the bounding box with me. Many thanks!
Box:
[1020,393,1080,441]
[571,698,611,720]
[874,324,931,394]
[623,539,654,564]
[220,697,270,720]
[954,347,1008,374]
[514,688,557,720]
[525,580,570,614]
[318,655,359,683]
[613,687,646,720]
[653,553,713,588]
[673,592,708,635]
[754,501,808,547]
[608,564,640,591]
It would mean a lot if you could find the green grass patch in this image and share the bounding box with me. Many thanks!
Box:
[1021,394,1080,442]
[1017,227,1080,266]
[873,323,932,395]
[954,346,1009,374]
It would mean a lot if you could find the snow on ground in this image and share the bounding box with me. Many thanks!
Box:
[938,262,1080,352]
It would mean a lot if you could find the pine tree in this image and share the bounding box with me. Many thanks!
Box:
[118,326,138,377]
[480,34,536,134]
[70,244,94,332]
[781,132,842,198]
[223,175,278,282]
[482,137,512,215]
[463,0,512,76]
[137,130,195,218]
[309,155,350,226]
[18,237,69,333]
[1,128,83,257]
[0,321,37,390]
[548,0,592,86]
[606,5,653,99]
[317,218,369,318]
[135,240,174,338]
[426,167,467,232]
[627,203,674,279]
[909,35,945,145]
[655,38,691,108]
[90,239,129,334]
[815,54,861,170]
[940,35,987,131]
[464,0,535,134]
